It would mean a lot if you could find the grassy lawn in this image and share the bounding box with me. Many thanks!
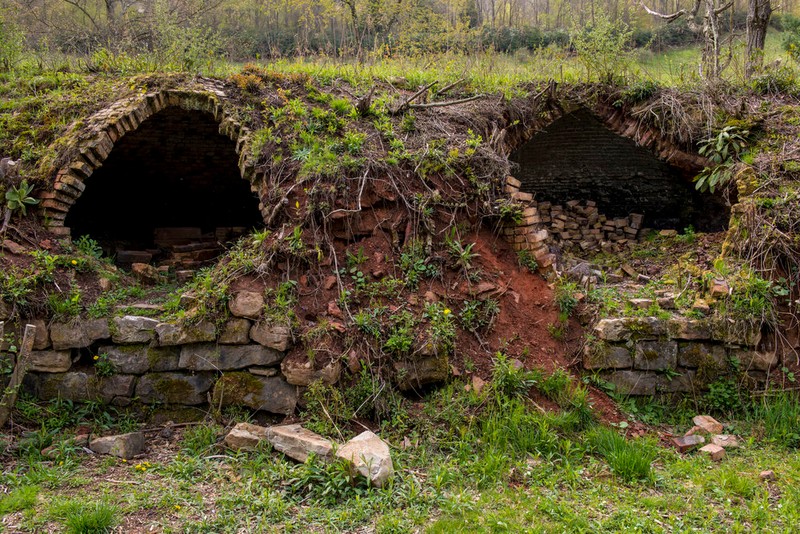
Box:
[1,374,799,533]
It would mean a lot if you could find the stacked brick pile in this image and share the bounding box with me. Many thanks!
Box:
[535,200,644,254]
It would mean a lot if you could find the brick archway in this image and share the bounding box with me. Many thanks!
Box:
[40,84,265,237]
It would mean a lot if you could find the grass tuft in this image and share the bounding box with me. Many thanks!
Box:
[588,426,655,483]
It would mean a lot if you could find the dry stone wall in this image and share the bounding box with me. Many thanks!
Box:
[587,316,777,395]
[3,292,333,414]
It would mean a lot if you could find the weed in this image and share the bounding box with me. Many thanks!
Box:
[490,352,539,399]
[516,250,538,273]
[459,299,499,333]
[48,499,118,534]
[92,353,115,378]
[587,426,654,482]
[554,280,579,320]
[181,424,222,456]
[754,392,800,448]
[73,235,103,259]
[0,485,38,514]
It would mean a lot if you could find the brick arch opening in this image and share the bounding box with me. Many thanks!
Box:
[63,106,262,254]
[508,107,732,232]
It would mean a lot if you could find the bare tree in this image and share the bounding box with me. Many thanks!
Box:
[640,0,733,79]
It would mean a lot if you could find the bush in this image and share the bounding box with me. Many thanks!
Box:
[0,15,24,72]
[570,10,634,82]
[754,392,800,448]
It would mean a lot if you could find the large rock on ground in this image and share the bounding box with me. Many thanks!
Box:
[156,321,216,346]
[211,372,297,414]
[112,316,160,344]
[266,424,334,462]
[90,432,144,459]
[179,344,283,371]
[224,422,269,451]
[336,431,394,488]
[29,350,72,373]
[135,372,216,405]
[229,291,264,319]
[250,322,292,351]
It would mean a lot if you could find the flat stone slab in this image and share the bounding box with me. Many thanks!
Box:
[250,323,292,351]
[135,372,215,405]
[179,344,283,371]
[29,350,72,373]
[211,372,297,415]
[112,316,159,344]
[634,340,677,371]
[711,434,740,449]
[156,320,216,346]
[266,424,334,462]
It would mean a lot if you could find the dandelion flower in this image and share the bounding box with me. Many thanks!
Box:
[93,355,99,360]
[443,308,451,315]
[71,260,77,265]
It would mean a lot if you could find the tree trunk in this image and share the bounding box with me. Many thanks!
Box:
[746,0,772,77]
[0,323,36,428]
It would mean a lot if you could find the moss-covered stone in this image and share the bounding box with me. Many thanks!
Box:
[211,372,297,414]
[393,353,449,391]
[135,372,216,405]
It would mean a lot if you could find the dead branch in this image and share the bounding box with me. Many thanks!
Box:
[0,323,37,428]
[434,78,465,97]
[408,94,487,110]
[392,81,437,115]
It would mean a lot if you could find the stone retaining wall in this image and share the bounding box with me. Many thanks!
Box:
[587,316,776,395]
[2,298,310,414]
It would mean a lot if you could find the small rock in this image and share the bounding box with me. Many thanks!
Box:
[266,424,334,462]
[336,430,394,488]
[759,470,776,481]
[250,322,292,351]
[684,425,702,436]
[711,434,740,449]
[621,264,638,278]
[671,434,705,453]
[327,301,343,319]
[628,298,654,310]
[659,229,678,237]
[699,443,725,461]
[159,423,174,440]
[224,422,269,451]
[423,291,438,303]
[466,375,486,394]
[248,366,278,377]
[347,351,361,373]
[89,432,145,459]
[323,276,337,290]
[710,279,730,298]
[99,278,113,291]
[1,239,26,255]
[693,415,723,434]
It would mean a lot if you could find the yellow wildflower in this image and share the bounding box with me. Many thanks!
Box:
[71,260,77,265]
[443,308,451,315]
[93,355,99,361]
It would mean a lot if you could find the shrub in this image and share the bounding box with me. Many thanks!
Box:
[490,352,540,399]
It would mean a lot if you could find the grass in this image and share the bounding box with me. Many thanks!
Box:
[2,389,800,531]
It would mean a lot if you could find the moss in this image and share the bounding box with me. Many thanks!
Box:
[152,375,196,400]
[211,372,264,407]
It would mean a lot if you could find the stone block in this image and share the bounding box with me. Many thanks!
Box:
[24,372,97,402]
[266,424,334,462]
[29,350,72,373]
[657,370,697,393]
[98,374,137,403]
[711,434,740,449]
[179,343,283,371]
[90,432,144,459]
[634,340,677,371]
[211,372,297,414]
[693,415,724,434]
[98,344,180,374]
[671,434,704,453]
[281,357,342,386]
[250,322,292,351]
[594,317,665,342]
[31,319,50,350]
[604,370,657,395]
[667,318,712,340]
[219,318,251,344]
[393,353,449,391]
[229,291,264,319]
[583,344,632,369]
[699,443,725,461]
[156,320,216,346]
[135,372,216,405]
[730,348,779,371]
[51,319,110,350]
[677,342,726,368]
[112,316,159,344]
